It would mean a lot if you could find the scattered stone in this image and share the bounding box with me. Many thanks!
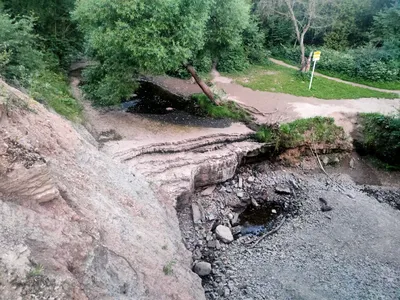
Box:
[194,261,212,276]
[349,158,355,169]
[192,203,203,224]
[322,156,329,166]
[289,178,299,189]
[201,185,216,196]
[230,213,239,226]
[236,191,244,198]
[251,198,260,207]
[208,240,217,248]
[193,249,202,260]
[215,240,221,250]
[231,226,242,236]
[275,185,291,195]
[319,197,333,212]
[227,213,234,220]
[333,156,340,164]
[247,176,255,183]
[238,177,243,189]
[271,209,277,214]
[208,213,216,221]
[224,287,230,297]
[215,225,234,243]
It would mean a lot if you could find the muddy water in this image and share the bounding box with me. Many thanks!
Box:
[239,202,284,235]
[125,81,233,128]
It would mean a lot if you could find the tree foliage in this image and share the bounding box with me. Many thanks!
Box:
[371,6,400,44]
[3,0,81,65]
[205,0,251,62]
[74,0,215,105]
[0,6,81,120]
[74,0,266,105]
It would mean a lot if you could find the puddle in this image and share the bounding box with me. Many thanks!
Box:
[239,202,283,236]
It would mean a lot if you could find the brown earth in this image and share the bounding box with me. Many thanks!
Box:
[0,79,206,300]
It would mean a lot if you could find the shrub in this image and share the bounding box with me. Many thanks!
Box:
[81,64,137,106]
[358,113,400,168]
[272,45,400,82]
[0,11,81,120]
[255,117,345,149]
[0,12,44,80]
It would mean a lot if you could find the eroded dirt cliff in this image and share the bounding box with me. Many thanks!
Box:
[0,79,205,299]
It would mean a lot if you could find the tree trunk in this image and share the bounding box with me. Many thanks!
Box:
[299,37,307,72]
[186,64,220,105]
[305,51,313,72]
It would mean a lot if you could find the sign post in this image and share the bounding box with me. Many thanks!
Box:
[309,51,321,90]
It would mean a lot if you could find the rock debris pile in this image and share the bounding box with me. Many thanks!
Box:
[178,162,400,300]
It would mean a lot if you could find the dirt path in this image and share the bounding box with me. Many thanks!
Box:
[212,72,400,133]
[269,58,400,95]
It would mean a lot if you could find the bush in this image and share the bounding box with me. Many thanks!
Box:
[359,113,400,168]
[0,11,81,120]
[81,64,137,106]
[0,13,44,80]
[243,17,270,66]
[273,45,400,82]
[217,47,250,73]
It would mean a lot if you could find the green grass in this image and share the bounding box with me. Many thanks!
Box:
[29,70,82,121]
[163,260,176,276]
[192,93,251,121]
[228,64,398,99]
[316,69,400,91]
[27,264,44,277]
[256,117,345,149]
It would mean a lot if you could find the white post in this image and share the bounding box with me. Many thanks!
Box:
[309,59,317,90]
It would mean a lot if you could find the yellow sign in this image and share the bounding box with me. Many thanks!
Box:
[313,51,321,61]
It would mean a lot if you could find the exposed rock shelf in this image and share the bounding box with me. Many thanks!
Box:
[108,132,266,201]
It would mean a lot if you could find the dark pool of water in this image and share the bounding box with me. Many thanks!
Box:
[239,202,283,236]
[123,81,232,128]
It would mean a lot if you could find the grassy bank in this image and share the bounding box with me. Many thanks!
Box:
[192,93,251,122]
[315,69,400,91]
[29,70,82,121]
[255,117,346,149]
[227,64,398,99]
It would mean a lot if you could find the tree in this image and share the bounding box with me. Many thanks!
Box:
[73,0,219,105]
[0,11,44,81]
[205,0,251,69]
[257,0,338,71]
[3,0,81,65]
[371,6,400,44]
[323,0,371,50]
